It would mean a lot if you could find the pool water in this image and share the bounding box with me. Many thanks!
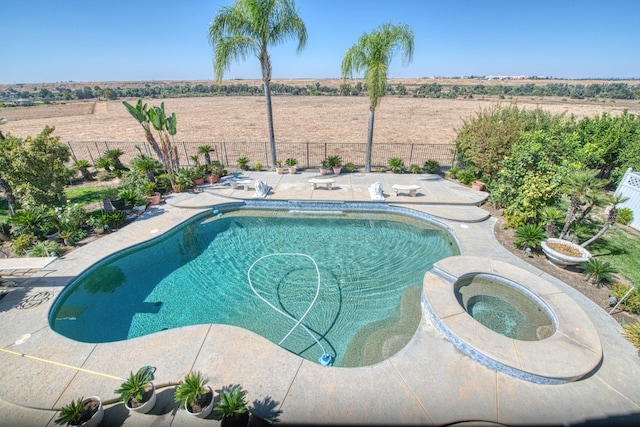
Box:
[454,274,555,341]
[51,209,458,367]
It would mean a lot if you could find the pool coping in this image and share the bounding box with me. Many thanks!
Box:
[423,256,603,384]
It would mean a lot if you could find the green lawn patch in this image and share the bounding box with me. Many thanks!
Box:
[589,226,640,285]
[65,185,110,207]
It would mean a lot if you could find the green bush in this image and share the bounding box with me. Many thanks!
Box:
[513,224,546,249]
[344,162,356,173]
[11,233,35,256]
[96,171,114,181]
[623,321,640,348]
[408,164,422,174]
[253,163,263,171]
[28,241,62,257]
[579,258,617,285]
[456,168,477,185]
[423,159,440,174]
[448,166,460,178]
[617,208,633,225]
[610,284,640,313]
[388,157,405,173]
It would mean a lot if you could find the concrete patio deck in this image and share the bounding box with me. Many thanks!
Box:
[1,171,639,426]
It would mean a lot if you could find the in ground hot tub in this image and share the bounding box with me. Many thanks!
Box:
[422,256,602,384]
[454,274,555,341]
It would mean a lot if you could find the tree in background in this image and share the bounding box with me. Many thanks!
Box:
[341,22,414,172]
[123,100,180,190]
[208,0,307,169]
[0,126,71,214]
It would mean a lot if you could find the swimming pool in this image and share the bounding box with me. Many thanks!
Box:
[50,207,459,367]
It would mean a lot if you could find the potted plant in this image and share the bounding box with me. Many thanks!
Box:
[87,216,107,235]
[206,161,227,183]
[54,396,104,427]
[118,189,139,210]
[326,155,342,174]
[190,167,206,185]
[144,182,162,205]
[275,160,285,174]
[114,369,157,414]
[104,187,124,210]
[472,180,486,191]
[174,371,214,419]
[285,158,298,174]
[319,159,331,175]
[215,386,249,427]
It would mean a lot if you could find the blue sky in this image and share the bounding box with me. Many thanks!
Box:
[3,0,639,84]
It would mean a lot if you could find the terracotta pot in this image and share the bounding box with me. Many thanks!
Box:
[471,180,485,191]
[288,167,297,174]
[319,168,329,175]
[275,167,285,174]
[205,175,219,184]
[146,193,162,205]
[332,166,342,175]
[193,177,205,185]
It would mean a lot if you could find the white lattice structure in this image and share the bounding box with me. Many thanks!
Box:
[615,167,640,231]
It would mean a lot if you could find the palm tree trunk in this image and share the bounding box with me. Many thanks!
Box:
[580,223,611,248]
[365,108,375,173]
[559,195,580,239]
[264,80,277,169]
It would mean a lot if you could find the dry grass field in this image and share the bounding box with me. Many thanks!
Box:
[3,92,640,147]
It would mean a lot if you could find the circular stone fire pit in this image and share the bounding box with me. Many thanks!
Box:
[422,256,602,384]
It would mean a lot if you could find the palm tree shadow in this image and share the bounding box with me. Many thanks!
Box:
[250,396,282,424]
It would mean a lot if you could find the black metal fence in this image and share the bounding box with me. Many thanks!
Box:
[66,141,457,170]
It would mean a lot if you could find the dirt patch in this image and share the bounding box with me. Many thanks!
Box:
[3,93,640,147]
[484,203,638,326]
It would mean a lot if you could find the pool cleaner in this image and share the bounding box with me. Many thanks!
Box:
[248,253,334,367]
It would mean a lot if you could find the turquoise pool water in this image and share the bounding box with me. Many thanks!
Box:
[50,209,458,367]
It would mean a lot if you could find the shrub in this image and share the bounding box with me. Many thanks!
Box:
[388,157,405,173]
[617,208,633,225]
[610,284,640,313]
[448,166,460,178]
[344,162,356,173]
[96,171,114,181]
[376,167,386,173]
[253,163,263,171]
[623,321,640,348]
[238,157,250,170]
[11,233,35,256]
[579,258,617,286]
[456,168,477,185]
[513,224,546,249]
[408,164,422,174]
[56,204,87,230]
[28,240,62,257]
[423,159,440,174]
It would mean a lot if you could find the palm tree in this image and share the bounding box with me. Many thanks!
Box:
[341,23,414,172]
[197,145,214,166]
[580,194,629,248]
[558,169,607,239]
[208,0,307,170]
